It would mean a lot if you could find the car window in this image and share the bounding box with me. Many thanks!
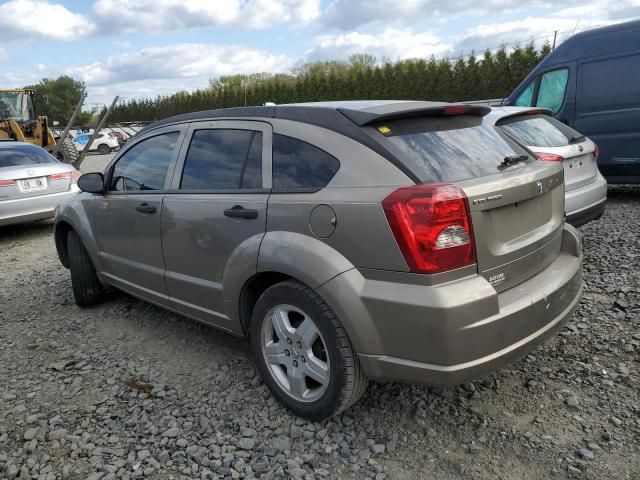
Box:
[514,81,535,107]
[180,129,262,190]
[0,145,57,167]
[497,113,584,148]
[374,115,533,183]
[536,69,569,113]
[272,134,340,190]
[110,131,180,191]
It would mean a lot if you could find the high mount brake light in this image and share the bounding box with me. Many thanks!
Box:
[537,153,564,163]
[382,183,476,274]
[444,106,468,115]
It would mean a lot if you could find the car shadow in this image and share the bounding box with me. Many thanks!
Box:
[0,219,53,242]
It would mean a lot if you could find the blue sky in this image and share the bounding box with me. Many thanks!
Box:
[1,0,638,107]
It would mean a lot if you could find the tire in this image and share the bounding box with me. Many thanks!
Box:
[97,143,110,155]
[50,136,79,166]
[67,230,104,307]
[250,280,368,420]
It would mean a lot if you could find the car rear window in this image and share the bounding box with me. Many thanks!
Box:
[0,145,57,168]
[497,113,584,148]
[373,115,533,183]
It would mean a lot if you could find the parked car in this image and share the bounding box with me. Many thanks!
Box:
[54,101,583,419]
[73,132,120,155]
[0,142,80,226]
[108,131,128,147]
[505,19,640,183]
[488,106,607,226]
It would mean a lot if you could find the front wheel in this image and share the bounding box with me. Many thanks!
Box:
[67,230,105,307]
[250,280,368,420]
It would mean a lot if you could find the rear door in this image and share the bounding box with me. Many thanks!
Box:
[497,113,599,191]
[93,126,186,305]
[161,121,271,330]
[372,114,565,292]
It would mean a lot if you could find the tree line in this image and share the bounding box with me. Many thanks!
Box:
[108,41,550,123]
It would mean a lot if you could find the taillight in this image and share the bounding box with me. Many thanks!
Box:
[593,143,599,159]
[50,170,81,183]
[382,183,476,274]
[537,153,564,162]
[0,179,15,187]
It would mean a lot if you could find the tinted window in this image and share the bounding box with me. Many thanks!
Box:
[0,145,57,167]
[497,114,584,148]
[272,134,340,190]
[580,54,640,112]
[180,129,262,190]
[376,115,533,183]
[515,81,535,107]
[536,69,568,113]
[110,131,179,191]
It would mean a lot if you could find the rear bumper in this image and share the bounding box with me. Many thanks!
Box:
[565,172,607,227]
[0,187,79,227]
[319,225,583,386]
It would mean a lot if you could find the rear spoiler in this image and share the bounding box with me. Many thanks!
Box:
[338,104,491,126]
[494,108,553,124]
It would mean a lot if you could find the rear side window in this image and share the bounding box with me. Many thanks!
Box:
[110,131,179,191]
[0,145,57,167]
[272,134,340,190]
[375,115,533,183]
[515,82,534,107]
[180,129,262,190]
[497,114,584,147]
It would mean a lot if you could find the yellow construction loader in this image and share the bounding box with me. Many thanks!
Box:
[0,89,78,164]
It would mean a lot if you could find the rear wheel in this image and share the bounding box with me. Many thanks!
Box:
[250,280,368,420]
[67,230,104,307]
[97,143,110,155]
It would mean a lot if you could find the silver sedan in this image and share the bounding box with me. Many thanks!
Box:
[0,142,80,226]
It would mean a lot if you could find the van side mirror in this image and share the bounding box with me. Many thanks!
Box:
[78,172,105,194]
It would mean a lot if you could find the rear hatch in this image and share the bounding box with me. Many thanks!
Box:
[0,144,75,200]
[496,113,599,191]
[364,111,564,292]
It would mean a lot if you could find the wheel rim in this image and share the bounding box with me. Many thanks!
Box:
[261,304,330,403]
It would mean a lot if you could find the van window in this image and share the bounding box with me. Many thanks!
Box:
[536,69,569,113]
[515,81,535,107]
[580,54,640,112]
[375,115,533,183]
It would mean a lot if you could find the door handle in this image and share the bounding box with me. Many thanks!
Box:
[224,205,258,219]
[135,202,156,214]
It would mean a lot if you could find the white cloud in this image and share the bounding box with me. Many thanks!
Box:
[1,43,295,104]
[321,0,561,30]
[308,28,452,62]
[93,0,321,33]
[0,0,94,41]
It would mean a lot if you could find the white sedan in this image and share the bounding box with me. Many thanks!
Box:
[0,142,80,226]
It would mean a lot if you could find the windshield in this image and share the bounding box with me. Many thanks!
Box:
[0,92,34,122]
[497,113,584,148]
[374,115,534,182]
[0,145,58,167]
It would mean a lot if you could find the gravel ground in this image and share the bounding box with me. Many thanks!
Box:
[0,185,638,480]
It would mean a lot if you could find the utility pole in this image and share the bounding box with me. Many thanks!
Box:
[76,96,119,169]
[52,92,86,158]
[552,30,558,50]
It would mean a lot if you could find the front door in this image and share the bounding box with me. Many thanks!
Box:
[93,127,186,305]
[161,121,271,330]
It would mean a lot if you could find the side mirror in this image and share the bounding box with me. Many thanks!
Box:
[77,172,105,194]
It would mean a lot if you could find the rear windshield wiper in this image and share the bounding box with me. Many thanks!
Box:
[568,134,586,144]
[498,154,529,170]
